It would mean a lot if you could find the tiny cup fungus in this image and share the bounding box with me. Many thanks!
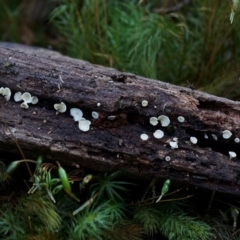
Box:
[150,117,158,126]
[78,119,91,132]
[97,103,101,107]
[54,102,67,113]
[141,100,148,107]
[14,92,22,102]
[158,115,170,127]
[70,108,83,121]
[107,115,116,121]
[0,87,11,101]
[229,151,237,160]
[169,141,178,149]
[190,136,198,144]
[16,92,39,109]
[234,138,240,143]
[92,111,99,119]
[204,133,208,139]
[165,156,171,161]
[153,130,164,139]
[177,116,185,123]
[140,133,148,141]
[222,130,232,139]
[212,134,218,141]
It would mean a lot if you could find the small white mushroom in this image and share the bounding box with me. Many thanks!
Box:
[204,133,208,139]
[158,115,170,127]
[234,138,240,143]
[54,102,67,113]
[212,134,218,141]
[177,116,185,123]
[0,87,11,101]
[14,92,22,102]
[78,119,91,132]
[173,137,178,142]
[150,117,158,126]
[153,130,164,139]
[190,136,198,144]
[31,96,39,105]
[141,100,148,107]
[222,130,232,139]
[92,111,99,119]
[97,103,101,107]
[165,156,171,161]
[107,115,116,121]
[20,102,29,109]
[229,151,237,160]
[169,141,178,149]
[140,133,148,141]
[70,108,83,121]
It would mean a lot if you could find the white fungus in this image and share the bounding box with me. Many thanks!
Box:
[234,138,240,143]
[169,141,178,149]
[17,92,39,109]
[141,100,148,107]
[204,133,208,139]
[78,119,91,132]
[92,111,99,119]
[54,102,67,113]
[190,136,198,144]
[165,156,171,161]
[222,130,232,139]
[153,130,164,139]
[0,87,11,101]
[173,137,178,142]
[107,115,116,121]
[212,134,218,141]
[177,116,185,123]
[229,151,237,160]
[150,117,158,126]
[14,92,22,102]
[97,103,101,107]
[70,108,83,121]
[140,133,148,141]
[158,115,170,127]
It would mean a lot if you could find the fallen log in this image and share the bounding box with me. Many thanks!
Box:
[0,43,240,196]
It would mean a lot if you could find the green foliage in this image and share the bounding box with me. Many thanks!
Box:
[90,171,131,202]
[0,205,25,240]
[133,203,215,240]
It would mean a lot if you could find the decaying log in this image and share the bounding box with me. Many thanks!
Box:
[0,43,240,196]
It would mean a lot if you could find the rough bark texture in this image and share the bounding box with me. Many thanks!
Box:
[1,43,240,195]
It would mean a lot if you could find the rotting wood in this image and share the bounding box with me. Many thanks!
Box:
[0,43,240,196]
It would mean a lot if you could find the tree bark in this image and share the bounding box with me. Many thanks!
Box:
[0,43,240,195]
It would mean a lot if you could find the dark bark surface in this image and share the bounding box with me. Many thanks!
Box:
[1,43,240,195]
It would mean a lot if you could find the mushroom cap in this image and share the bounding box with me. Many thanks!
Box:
[78,119,91,132]
[158,115,170,127]
[22,92,32,103]
[234,138,240,143]
[107,115,116,121]
[70,108,83,121]
[150,117,158,126]
[169,141,178,149]
[177,116,185,123]
[141,100,148,107]
[165,156,171,161]
[190,136,198,144]
[212,134,218,141]
[31,96,39,105]
[54,102,67,113]
[229,151,237,159]
[20,102,29,109]
[92,111,99,119]
[140,133,148,141]
[153,130,164,139]
[222,130,232,139]
[0,87,11,101]
[14,92,22,102]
